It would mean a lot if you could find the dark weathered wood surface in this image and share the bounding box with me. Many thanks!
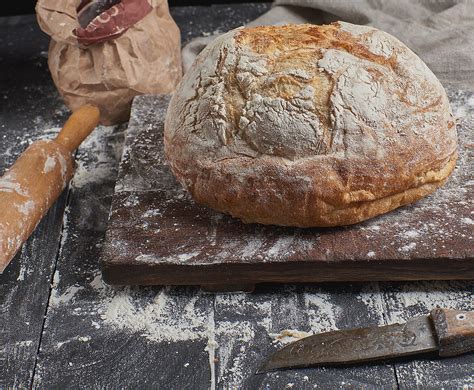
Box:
[1,5,473,390]
[0,14,71,388]
[101,94,473,287]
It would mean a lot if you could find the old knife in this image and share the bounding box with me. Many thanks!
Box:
[259,308,474,372]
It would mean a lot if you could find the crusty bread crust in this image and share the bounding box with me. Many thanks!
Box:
[164,23,458,227]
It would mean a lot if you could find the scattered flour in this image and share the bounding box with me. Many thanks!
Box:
[267,236,295,258]
[43,156,57,173]
[134,252,202,264]
[383,281,474,323]
[56,336,91,349]
[72,160,116,189]
[269,329,313,345]
[17,264,27,281]
[401,230,420,239]
[94,287,249,390]
[0,175,28,196]
[453,105,468,119]
[50,282,85,308]
[17,200,35,216]
[16,340,33,347]
[205,309,218,390]
[304,293,340,333]
[399,242,417,253]
[176,251,201,263]
[100,287,210,343]
[71,125,120,189]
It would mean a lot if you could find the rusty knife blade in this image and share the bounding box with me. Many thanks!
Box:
[259,315,439,372]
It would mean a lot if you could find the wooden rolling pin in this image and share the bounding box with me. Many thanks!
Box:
[0,105,100,273]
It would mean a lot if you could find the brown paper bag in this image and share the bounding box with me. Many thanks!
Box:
[36,0,182,125]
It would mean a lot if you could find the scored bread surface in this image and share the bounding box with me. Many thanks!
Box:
[164,22,457,227]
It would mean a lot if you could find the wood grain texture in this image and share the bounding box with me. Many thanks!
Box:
[0,194,67,389]
[101,90,473,286]
[0,15,70,385]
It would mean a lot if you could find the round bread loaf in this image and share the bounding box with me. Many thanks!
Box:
[164,23,457,227]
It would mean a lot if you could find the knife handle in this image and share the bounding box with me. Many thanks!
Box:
[430,308,474,357]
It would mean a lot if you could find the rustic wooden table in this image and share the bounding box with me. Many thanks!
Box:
[1,4,473,389]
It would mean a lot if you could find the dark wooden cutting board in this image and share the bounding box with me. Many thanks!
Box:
[101,94,473,289]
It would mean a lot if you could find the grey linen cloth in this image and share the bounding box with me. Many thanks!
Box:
[182,0,474,88]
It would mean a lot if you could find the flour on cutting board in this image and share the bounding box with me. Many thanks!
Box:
[108,89,472,267]
[355,90,473,255]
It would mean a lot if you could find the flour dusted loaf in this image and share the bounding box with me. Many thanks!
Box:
[164,23,457,227]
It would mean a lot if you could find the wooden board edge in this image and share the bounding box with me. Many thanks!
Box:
[101,258,474,287]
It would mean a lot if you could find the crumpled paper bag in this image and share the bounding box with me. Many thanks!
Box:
[36,0,182,125]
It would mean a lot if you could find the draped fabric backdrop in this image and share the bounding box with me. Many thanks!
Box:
[183,0,474,88]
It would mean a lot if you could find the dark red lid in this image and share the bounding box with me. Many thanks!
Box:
[75,0,152,46]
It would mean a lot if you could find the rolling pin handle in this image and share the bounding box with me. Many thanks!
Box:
[55,105,100,152]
